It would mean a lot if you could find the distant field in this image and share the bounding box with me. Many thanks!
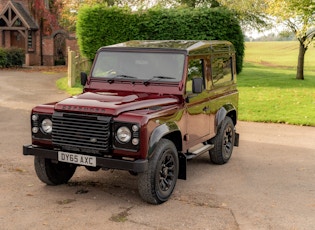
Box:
[238,41,315,126]
[244,41,315,70]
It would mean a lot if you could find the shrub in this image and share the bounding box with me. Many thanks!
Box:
[0,47,25,68]
[0,49,7,68]
[77,6,244,73]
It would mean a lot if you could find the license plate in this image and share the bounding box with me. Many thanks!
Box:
[58,151,96,167]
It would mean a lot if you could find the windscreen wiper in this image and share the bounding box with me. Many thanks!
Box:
[143,76,176,86]
[107,75,137,84]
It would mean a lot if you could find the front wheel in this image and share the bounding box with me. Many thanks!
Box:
[34,156,77,185]
[138,139,179,204]
[209,116,235,165]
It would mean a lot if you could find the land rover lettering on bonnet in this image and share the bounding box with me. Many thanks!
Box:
[23,40,240,204]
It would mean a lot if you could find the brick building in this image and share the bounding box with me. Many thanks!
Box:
[0,0,78,66]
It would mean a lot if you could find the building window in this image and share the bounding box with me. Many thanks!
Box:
[27,31,34,52]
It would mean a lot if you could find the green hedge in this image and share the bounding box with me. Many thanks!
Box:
[77,6,244,73]
[0,48,24,68]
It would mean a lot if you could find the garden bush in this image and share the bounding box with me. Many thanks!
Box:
[0,47,24,68]
[77,6,244,73]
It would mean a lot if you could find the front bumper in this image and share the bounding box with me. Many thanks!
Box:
[23,145,148,173]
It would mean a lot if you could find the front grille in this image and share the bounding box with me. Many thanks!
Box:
[52,112,111,154]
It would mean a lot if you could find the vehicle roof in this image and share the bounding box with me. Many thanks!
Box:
[102,40,235,55]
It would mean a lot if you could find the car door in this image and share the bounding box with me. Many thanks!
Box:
[184,57,211,146]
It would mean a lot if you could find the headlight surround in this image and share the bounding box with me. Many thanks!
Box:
[31,113,53,139]
[114,122,140,151]
[116,126,131,143]
[41,118,53,134]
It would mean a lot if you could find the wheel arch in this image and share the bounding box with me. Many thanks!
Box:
[148,122,182,158]
[215,104,237,131]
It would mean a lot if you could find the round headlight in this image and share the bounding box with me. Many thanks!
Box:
[117,126,131,143]
[41,118,52,134]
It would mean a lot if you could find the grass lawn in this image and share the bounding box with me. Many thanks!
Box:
[56,77,83,95]
[239,41,315,126]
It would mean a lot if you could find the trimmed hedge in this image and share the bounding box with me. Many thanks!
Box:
[77,6,244,73]
[0,48,24,68]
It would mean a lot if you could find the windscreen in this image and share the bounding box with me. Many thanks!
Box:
[91,51,185,82]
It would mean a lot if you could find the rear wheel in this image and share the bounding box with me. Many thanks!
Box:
[138,139,179,204]
[209,116,235,165]
[34,156,77,185]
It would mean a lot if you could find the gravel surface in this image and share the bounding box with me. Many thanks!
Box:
[0,69,314,230]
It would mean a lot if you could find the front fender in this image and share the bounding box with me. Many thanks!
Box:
[148,122,181,158]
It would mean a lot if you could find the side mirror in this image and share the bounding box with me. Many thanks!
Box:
[80,72,88,86]
[192,77,203,94]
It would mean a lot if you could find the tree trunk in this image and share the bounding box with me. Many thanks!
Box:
[296,41,306,80]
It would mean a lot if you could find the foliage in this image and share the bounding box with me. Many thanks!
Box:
[266,0,315,80]
[76,6,244,73]
[219,0,268,30]
[55,0,115,32]
[0,48,24,68]
[123,0,268,29]
[267,0,315,40]
[76,6,139,61]
[30,0,59,36]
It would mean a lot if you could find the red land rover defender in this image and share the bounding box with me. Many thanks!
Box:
[23,40,239,204]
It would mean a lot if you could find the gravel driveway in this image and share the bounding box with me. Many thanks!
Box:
[0,69,314,230]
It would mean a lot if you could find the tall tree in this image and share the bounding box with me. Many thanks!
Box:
[218,0,268,30]
[267,0,315,80]
[56,0,115,32]
[152,0,268,30]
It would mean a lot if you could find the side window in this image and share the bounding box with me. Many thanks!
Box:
[211,55,233,86]
[186,58,204,93]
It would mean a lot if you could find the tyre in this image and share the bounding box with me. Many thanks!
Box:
[34,156,77,185]
[209,116,235,165]
[138,139,179,204]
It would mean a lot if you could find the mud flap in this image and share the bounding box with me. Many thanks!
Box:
[178,152,187,180]
[234,132,240,147]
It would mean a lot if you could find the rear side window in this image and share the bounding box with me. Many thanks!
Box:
[211,55,233,86]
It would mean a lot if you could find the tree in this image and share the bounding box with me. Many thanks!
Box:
[267,0,315,80]
[30,0,59,36]
[218,0,268,30]
[56,0,115,32]
[154,0,268,29]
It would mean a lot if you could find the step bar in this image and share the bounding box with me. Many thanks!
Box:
[185,143,214,160]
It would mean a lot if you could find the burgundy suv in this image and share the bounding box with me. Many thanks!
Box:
[24,40,239,204]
